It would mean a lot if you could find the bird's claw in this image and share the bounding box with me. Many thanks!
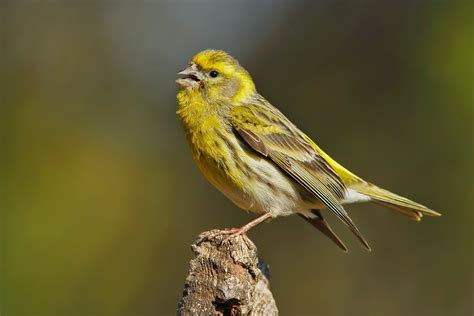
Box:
[198,227,253,248]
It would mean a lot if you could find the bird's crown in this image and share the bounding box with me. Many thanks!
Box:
[192,49,238,74]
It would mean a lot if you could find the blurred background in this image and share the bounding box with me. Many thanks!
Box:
[1,1,473,315]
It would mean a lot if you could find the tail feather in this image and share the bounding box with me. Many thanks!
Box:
[299,210,349,252]
[373,201,423,221]
[351,182,441,219]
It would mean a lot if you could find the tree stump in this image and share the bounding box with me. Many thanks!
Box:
[177,230,278,316]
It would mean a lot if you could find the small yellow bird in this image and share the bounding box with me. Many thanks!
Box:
[176,49,440,251]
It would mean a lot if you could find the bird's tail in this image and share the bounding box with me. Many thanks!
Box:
[299,210,349,252]
[350,182,441,221]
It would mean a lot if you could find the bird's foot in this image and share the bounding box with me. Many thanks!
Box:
[197,214,272,247]
[199,227,253,248]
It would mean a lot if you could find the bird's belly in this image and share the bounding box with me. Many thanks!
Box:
[196,148,317,217]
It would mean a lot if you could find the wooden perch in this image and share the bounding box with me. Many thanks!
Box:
[177,230,278,316]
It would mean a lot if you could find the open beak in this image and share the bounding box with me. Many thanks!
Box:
[176,64,201,89]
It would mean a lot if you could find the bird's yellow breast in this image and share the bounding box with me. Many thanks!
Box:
[176,89,247,191]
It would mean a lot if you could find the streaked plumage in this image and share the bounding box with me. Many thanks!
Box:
[176,49,440,251]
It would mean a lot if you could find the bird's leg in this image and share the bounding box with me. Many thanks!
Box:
[230,212,273,236]
[203,213,273,245]
[223,213,273,247]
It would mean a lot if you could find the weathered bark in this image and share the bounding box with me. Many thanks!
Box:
[177,230,278,316]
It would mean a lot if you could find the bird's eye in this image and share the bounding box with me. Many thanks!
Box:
[209,70,219,78]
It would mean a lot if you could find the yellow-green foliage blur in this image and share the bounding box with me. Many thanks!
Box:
[1,1,473,315]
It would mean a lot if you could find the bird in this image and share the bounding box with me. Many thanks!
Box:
[175,49,440,251]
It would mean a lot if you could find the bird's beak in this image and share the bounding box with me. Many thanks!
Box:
[176,64,201,89]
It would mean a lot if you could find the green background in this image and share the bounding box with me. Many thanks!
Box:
[1,1,473,315]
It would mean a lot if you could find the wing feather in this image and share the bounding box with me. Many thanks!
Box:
[231,100,371,250]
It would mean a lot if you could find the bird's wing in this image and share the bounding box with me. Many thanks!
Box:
[231,102,370,250]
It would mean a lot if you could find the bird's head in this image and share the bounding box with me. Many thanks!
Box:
[176,50,256,103]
